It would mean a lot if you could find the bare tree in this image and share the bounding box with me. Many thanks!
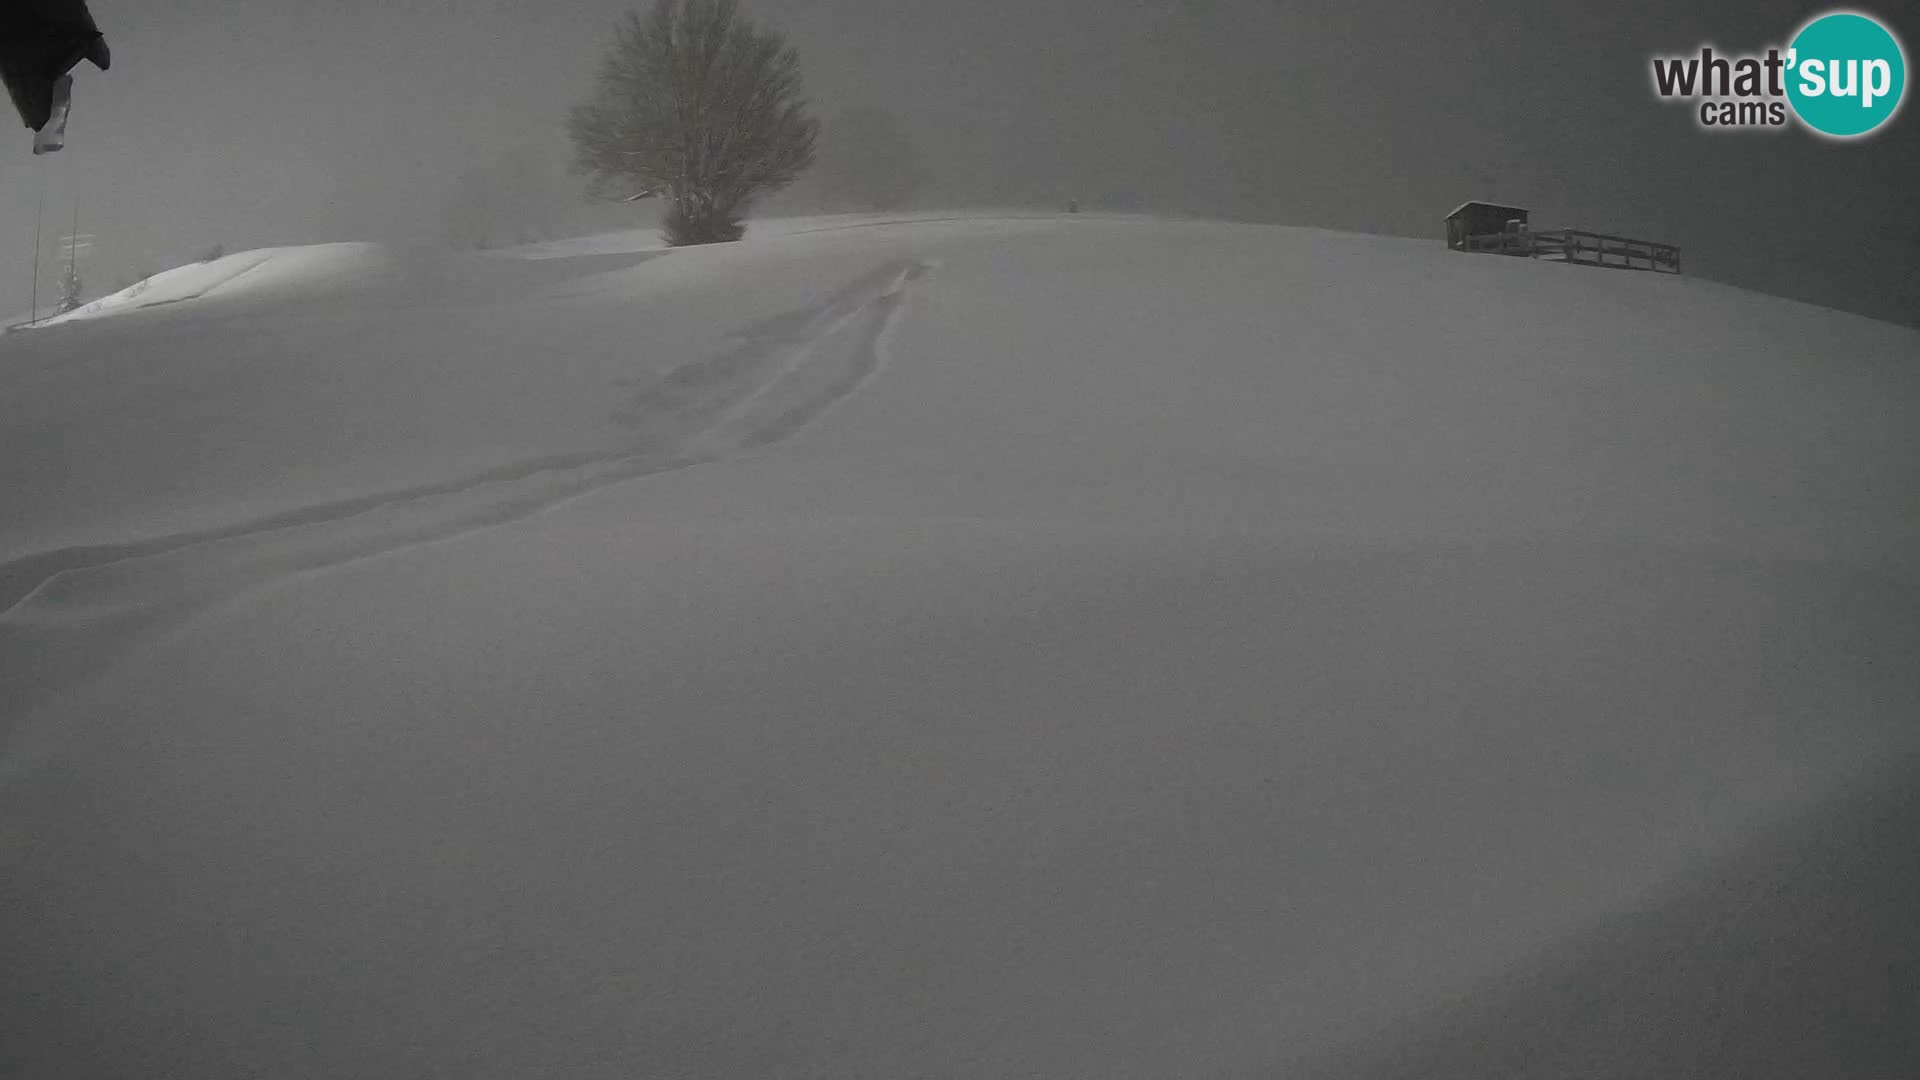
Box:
[568,0,817,246]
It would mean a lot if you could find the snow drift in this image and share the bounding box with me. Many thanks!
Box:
[24,242,390,328]
[2,213,1917,1079]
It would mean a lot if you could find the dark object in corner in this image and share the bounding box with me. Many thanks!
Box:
[1,0,111,132]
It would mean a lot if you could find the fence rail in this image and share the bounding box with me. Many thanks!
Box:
[1462,228,1681,274]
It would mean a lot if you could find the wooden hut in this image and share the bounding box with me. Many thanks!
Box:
[1445,201,1529,251]
[1445,200,1681,273]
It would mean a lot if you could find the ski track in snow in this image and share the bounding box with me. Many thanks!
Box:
[0,258,937,736]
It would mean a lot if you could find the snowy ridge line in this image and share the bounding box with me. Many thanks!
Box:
[502,211,1070,259]
[27,251,281,328]
[131,255,277,308]
[780,213,1064,237]
[0,259,936,727]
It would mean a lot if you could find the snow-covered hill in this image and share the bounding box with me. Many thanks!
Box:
[15,242,390,330]
[3,213,1917,1079]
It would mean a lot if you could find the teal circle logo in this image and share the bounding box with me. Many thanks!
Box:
[1786,11,1907,137]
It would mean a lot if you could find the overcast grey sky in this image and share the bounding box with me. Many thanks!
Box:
[3,0,1916,323]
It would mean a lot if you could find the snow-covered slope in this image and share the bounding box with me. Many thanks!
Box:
[23,242,390,328]
[2,213,1917,1079]
[497,209,1065,260]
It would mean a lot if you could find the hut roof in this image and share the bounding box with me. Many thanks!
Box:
[1445,200,1530,220]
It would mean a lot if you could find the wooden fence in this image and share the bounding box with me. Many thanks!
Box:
[1462,228,1681,274]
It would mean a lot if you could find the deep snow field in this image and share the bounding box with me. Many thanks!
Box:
[3,211,1918,1079]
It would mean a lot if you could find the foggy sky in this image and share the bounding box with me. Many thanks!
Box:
[3,0,1916,324]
